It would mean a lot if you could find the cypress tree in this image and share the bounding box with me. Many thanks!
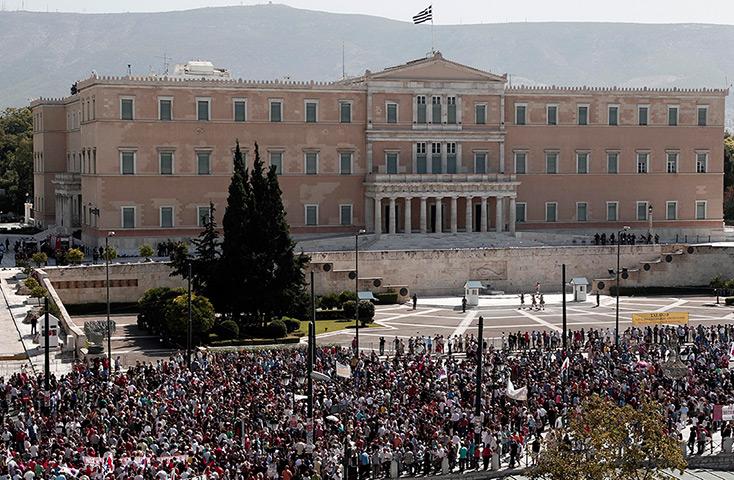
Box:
[191,201,220,301]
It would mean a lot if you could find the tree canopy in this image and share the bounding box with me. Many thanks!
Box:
[0,107,33,214]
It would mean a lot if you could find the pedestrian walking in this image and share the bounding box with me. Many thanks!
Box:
[596,290,600,307]
[531,294,537,310]
[412,293,417,310]
[461,296,467,313]
[30,314,37,335]
[539,294,545,311]
[519,292,525,310]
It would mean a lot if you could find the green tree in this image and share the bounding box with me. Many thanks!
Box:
[191,202,220,300]
[164,293,215,344]
[0,107,33,214]
[139,244,154,259]
[31,252,47,267]
[530,395,686,480]
[66,248,84,264]
[137,287,185,334]
[724,133,734,221]
[102,245,117,261]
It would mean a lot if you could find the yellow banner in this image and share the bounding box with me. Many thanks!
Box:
[632,312,689,326]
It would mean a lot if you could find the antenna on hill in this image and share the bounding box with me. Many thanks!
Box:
[342,42,346,80]
[157,53,171,75]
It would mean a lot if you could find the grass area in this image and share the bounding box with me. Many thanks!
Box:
[298,319,378,336]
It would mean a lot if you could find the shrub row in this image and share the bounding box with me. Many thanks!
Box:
[318,291,357,310]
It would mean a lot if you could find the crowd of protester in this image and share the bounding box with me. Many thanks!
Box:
[593,231,659,245]
[0,323,733,479]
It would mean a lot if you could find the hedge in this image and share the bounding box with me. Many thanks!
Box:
[316,309,345,320]
[725,297,734,306]
[281,317,301,333]
[375,292,399,304]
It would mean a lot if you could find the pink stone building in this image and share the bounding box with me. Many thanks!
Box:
[31,53,727,252]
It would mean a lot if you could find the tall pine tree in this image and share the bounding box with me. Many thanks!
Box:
[191,201,220,301]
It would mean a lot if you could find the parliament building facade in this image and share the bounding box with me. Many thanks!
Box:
[31,53,727,251]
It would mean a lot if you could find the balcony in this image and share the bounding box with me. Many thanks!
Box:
[366,173,516,183]
[364,173,519,197]
[51,173,81,195]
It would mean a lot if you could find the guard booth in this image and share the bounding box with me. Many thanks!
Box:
[39,314,59,348]
[464,281,484,307]
[358,291,377,303]
[570,277,589,302]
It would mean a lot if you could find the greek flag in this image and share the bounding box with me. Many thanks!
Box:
[413,5,432,24]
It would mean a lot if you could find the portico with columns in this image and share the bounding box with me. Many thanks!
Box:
[365,174,519,235]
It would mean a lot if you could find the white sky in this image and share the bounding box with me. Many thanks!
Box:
[5,0,734,25]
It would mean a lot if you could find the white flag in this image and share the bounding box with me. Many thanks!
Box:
[729,342,734,363]
[506,378,527,401]
[336,362,352,378]
[561,357,570,372]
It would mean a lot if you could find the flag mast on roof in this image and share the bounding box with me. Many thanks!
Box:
[412,5,435,53]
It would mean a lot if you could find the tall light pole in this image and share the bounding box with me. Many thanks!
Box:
[354,229,366,355]
[105,231,115,368]
[648,205,654,237]
[615,225,630,346]
[187,261,192,367]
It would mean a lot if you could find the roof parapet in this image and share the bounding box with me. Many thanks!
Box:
[507,85,729,95]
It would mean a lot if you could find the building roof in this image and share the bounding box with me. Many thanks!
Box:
[464,281,484,289]
[358,291,377,301]
[570,277,590,285]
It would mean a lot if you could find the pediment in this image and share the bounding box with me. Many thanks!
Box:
[370,53,506,83]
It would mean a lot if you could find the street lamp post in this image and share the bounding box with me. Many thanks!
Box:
[615,225,630,346]
[354,229,366,355]
[187,261,192,367]
[105,231,115,368]
[648,205,654,237]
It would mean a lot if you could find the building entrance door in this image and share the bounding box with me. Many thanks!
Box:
[430,205,436,233]
[475,204,482,232]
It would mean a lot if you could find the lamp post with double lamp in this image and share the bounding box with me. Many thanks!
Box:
[354,229,366,356]
[615,225,630,345]
[105,231,115,367]
[648,205,654,237]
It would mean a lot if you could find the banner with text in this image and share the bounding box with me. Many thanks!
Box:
[632,311,689,326]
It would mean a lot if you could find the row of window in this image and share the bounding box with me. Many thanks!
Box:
[534,200,708,223]
[514,103,709,127]
[517,150,709,174]
[120,97,354,123]
[110,204,355,229]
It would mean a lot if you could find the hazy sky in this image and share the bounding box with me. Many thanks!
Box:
[5,0,734,25]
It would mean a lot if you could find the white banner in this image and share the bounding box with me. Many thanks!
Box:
[336,362,352,378]
[506,378,527,401]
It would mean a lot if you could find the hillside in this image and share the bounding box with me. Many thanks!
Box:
[1,4,732,125]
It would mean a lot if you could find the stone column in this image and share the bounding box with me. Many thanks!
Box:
[450,196,458,233]
[499,140,506,174]
[374,196,382,235]
[509,196,516,235]
[496,196,504,233]
[480,198,488,233]
[435,197,443,233]
[404,197,412,234]
[465,196,473,233]
[388,197,397,234]
[420,197,427,233]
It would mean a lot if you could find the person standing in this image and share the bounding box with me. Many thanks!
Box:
[379,336,385,356]
[461,296,467,313]
[412,294,417,310]
[539,294,545,311]
[531,294,537,311]
[519,292,525,310]
[596,290,600,307]
[31,314,37,335]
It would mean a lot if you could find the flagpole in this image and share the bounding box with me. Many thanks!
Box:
[431,9,435,53]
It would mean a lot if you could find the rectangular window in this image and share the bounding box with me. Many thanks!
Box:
[431,96,441,124]
[121,207,135,229]
[305,101,318,123]
[120,98,134,120]
[197,99,210,121]
[515,104,526,125]
[386,153,398,174]
[668,106,678,126]
[545,203,557,222]
[514,152,527,174]
[696,201,707,220]
[636,202,649,221]
[696,153,708,173]
[120,151,135,175]
[447,96,457,124]
[416,95,427,124]
[416,142,427,173]
[474,152,487,174]
[305,205,318,226]
[160,206,174,228]
[431,142,442,174]
[638,105,649,126]
[578,105,589,125]
[339,152,352,175]
[576,152,589,174]
[475,104,486,124]
[340,205,353,226]
[446,142,457,174]
[607,152,619,174]
[547,105,557,125]
[545,152,558,174]
[305,152,318,175]
[197,206,211,227]
[637,152,648,174]
[270,100,282,122]
[386,103,398,123]
[577,202,588,222]
[516,203,527,223]
[159,98,172,121]
[666,152,678,173]
[697,106,708,127]
[606,202,618,221]
[234,99,246,122]
[339,101,352,123]
[608,105,619,126]
[159,151,174,175]
[197,151,211,175]
[666,201,677,220]
[269,151,283,174]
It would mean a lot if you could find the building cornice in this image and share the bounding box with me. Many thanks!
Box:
[507,85,729,97]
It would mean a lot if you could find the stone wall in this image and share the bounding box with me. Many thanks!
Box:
[43,261,185,304]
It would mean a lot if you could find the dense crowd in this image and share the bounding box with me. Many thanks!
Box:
[1,323,733,480]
